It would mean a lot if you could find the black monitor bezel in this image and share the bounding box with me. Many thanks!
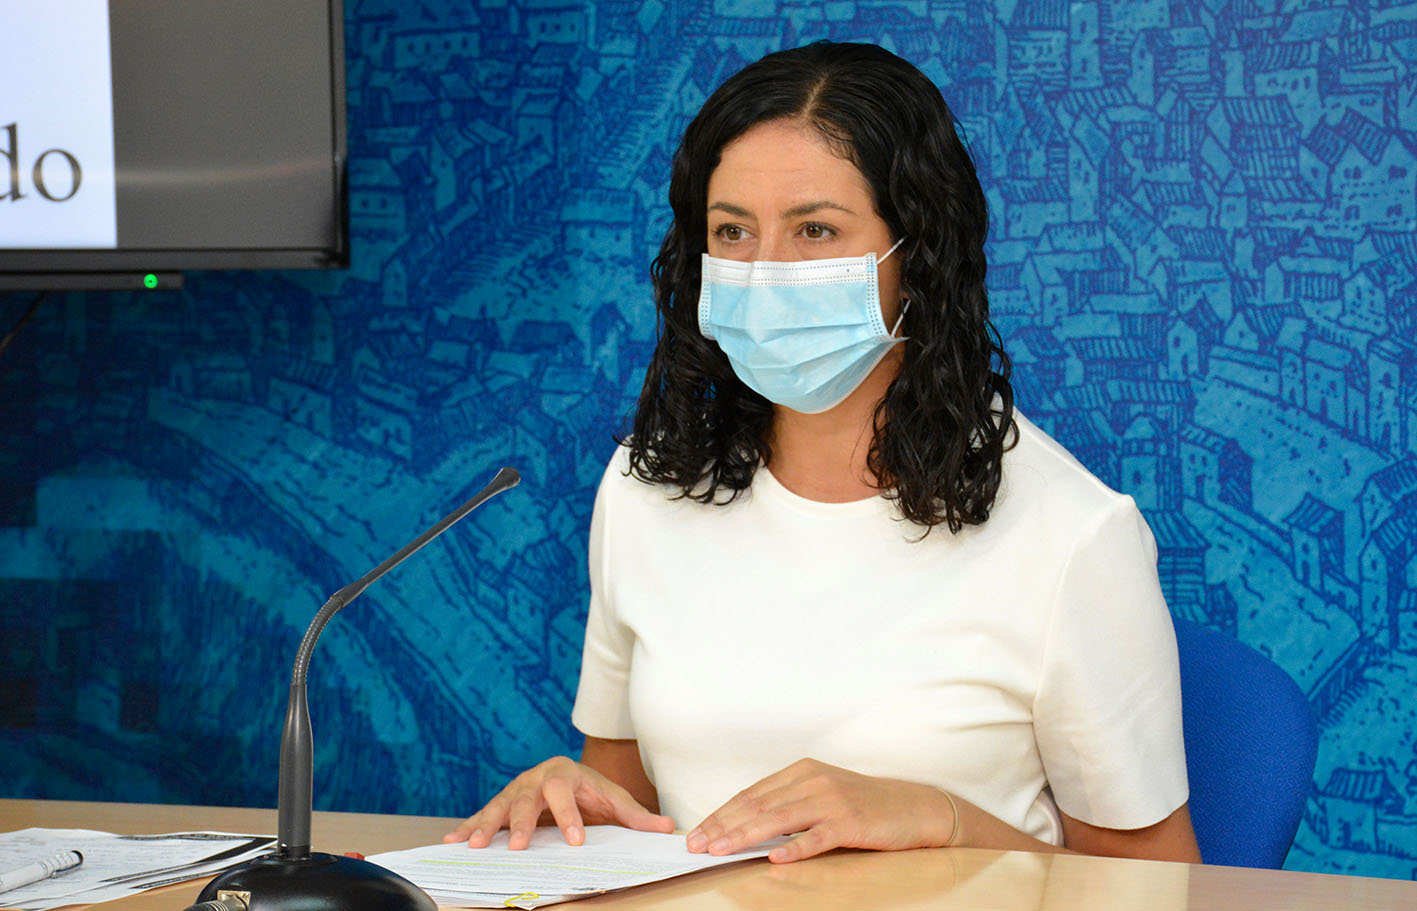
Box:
[0,0,349,282]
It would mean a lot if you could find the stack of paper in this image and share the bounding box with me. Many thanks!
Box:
[368,827,778,909]
[0,828,275,910]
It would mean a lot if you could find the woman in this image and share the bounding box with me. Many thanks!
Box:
[447,41,1202,864]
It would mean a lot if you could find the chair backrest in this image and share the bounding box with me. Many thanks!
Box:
[1173,616,1318,868]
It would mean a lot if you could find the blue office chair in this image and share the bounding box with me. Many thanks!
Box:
[1172,616,1319,869]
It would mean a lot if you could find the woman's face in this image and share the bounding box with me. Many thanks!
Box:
[704,118,903,324]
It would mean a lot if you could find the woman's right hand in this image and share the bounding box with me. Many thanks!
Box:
[442,756,675,850]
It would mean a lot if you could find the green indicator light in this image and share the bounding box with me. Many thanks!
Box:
[143,273,159,289]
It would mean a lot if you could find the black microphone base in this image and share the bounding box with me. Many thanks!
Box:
[196,852,436,911]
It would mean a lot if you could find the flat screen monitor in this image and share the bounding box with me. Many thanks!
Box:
[0,0,348,290]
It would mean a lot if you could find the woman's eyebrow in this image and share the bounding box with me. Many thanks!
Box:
[707,201,752,217]
[782,200,856,218]
[706,200,858,218]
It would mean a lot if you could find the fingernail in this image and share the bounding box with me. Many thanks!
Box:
[469,828,483,844]
[567,826,583,845]
[709,837,730,854]
[769,847,786,863]
[686,832,707,852]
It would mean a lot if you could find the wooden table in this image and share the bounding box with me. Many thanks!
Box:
[3,799,1415,910]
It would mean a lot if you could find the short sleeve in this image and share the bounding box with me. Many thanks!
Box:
[570,461,637,739]
[1031,495,1189,830]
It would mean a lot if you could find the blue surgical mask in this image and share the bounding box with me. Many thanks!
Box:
[697,238,907,414]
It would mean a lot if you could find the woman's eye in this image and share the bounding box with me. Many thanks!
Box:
[801,223,833,239]
[715,224,744,242]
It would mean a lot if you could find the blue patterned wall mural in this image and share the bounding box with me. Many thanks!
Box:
[2,0,1416,879]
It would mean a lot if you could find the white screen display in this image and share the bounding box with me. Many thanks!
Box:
[0,1,118,248]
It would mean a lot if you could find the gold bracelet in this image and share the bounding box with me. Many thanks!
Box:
[942,790,960,847]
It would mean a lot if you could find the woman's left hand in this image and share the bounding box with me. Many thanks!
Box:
[684,759,958,863]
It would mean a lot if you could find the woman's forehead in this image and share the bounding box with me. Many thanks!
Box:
[707,120,872,213]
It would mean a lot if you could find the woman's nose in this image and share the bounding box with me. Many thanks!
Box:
[757,231,796,262]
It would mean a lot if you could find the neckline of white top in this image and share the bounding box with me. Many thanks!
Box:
[753,462,887,519]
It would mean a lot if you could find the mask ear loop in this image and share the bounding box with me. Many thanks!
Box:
[878,237,909,336]
[890,298,911,337]
[876,236,907,265]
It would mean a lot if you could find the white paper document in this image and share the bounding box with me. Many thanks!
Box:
[367,826,780,909]
[0,828,275,910]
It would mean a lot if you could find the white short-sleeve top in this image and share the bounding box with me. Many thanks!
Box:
[571,411,1189,844]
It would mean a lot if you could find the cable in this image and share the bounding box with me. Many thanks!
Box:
[0,291,50,357]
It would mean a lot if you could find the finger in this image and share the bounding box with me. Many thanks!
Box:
[443,824,472,844]
[542,774,587,846]
[705,795,819,856]
[767,827,838,864]
[622,809,676,834]
[588,779,674,833]
[506,792,546,851]
[688,801,751,853]
[688,774,805,852]
[445,800,508,847]
[687,796,756,851]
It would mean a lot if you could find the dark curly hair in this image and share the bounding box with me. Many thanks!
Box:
[624,41,1015,534]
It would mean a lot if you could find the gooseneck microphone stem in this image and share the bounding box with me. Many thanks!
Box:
[275,467,521,859]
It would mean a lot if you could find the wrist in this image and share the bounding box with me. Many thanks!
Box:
[912,784,962,849]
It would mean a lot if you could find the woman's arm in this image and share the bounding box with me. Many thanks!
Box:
[1058,803,1201,862]
[685,759,1201,863]
[948,791,1200,861]
[580,736,661,814]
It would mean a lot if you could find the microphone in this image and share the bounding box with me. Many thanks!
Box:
[189,467,520,911]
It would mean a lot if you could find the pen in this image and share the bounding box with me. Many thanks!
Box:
[0,850,84,894]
